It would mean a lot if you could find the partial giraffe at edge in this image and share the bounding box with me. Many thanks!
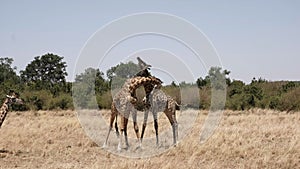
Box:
[0,91,23,128]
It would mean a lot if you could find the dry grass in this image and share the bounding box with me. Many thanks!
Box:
[0,109,299,169]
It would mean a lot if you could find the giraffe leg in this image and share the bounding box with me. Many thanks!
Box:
[103,107,117,148]
[103,126,112,148]
[118,133,122,151]
[123,117,129,150]
[173,114,178,145]
[140,109,149,147]
[131,108,140,141]
[118,116,130,151]
[152,110,159,146]
[165,110,178,145]
[115,115,119,137]
[118,116,125,151]
[172,119,178,145]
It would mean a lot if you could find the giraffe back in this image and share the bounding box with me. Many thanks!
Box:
[149,89,168,111]
[148,88,179,113]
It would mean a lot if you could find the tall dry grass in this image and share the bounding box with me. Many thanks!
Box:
[0,109,299,169]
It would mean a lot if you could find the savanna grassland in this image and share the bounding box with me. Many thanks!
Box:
[0,109,299,169]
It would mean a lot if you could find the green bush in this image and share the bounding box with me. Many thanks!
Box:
[49,93,74,110]
[278,87,300,111]
[199,87,211,109]
[97,91,112,109]
[21,90,52,110]
[269,96,280,110]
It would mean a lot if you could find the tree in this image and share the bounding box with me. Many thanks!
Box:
[106,61,140,91]
[0,57,19,83]
[282,81,298,93]
[196,77,208,89]
[208,67,230,90]
[243,84,263,107]
[106,61,140,81]
[75,68,109,94]
[73,68,109,109]
[20,53,67,92]
[226,80,245,110]
[0,57,21,96]
[224,69,231,85]
[251,77,267,84]
[226,80,263,110]
[228,80,244,98]
[197,67,230,89]
[170,81,178,87]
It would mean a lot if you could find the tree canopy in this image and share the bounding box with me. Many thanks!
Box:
[20,53,68,86]
[0,57,19,84]
[106,61,140,81]
[20,53,67,91]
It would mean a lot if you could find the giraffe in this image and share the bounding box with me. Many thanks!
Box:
[135,56,151,77]
[140,85,180,146]
[103,76,163,150]
[0,91,23,128]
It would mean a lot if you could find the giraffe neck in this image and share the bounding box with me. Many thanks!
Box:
[128,76,162,95]
[0,100,9,128]
[113,76,162,106]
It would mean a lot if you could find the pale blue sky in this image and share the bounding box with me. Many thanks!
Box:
[1,0,299,83]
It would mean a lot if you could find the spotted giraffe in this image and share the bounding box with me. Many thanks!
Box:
[141,85,180,146]
[103,76,162,150]
[0,91,23,128]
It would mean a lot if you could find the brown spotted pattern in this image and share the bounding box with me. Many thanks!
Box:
[141,86,179,146]
[103,76,162,150]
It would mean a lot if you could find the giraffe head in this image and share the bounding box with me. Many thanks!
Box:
[5,91,23,105]
[135,57,152,77]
